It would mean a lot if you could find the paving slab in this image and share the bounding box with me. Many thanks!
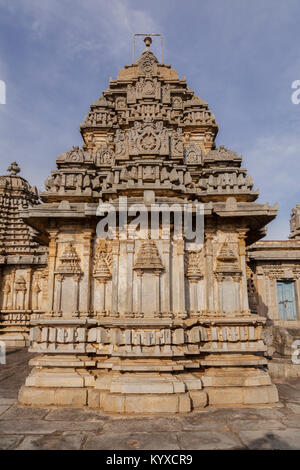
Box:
[0,405,12,416]
[229,419,286,432]
[286,402,300,414]
[0,398,17,405]
[102,416,182,433]
[276,383,300,402]
[16,433,85,450]
[281,414,300,428]
[180,415,229,432]
[45,408,107,422]
[199,406,285,421]
[84,432,180,450]
[0,435,24,450]
[177,431,244,450]
[0,406,50,420]
[0,419,103,434]
[239,429,300,450]
[1,349,300,450]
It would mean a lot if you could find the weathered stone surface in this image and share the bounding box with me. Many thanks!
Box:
[230,419,285,432]
[286,402,300,413]
[177,431,244,450]
[1,354,300,450]
[0,406,49,420]
[0,405,11,416]
[0,435,23,450]
[45,408,105,422]
[239,429,300,450]
[84,432,180,450]
[181,415,229,432]
[0,419,102,434]
[189,390,208,409]
[16,434,85,450]
[102,416,181,433]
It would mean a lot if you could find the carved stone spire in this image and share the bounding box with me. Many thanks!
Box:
[133,239,164,271]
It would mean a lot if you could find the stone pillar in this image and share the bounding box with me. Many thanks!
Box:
[118,240,128,316]
[126,241,134,315]
[154,271,161,315]
[47,230,59,315]
[98,280,106,314]
[136,270,143,316]
[11,268,16,310]
[73,274,81,317]
[256,268,266,317]
[80,230,94,316]
[238,230,250,313]
[111,239,119,317]
[55,274,63,315]
[175,239,186,318]
[214,276,220,314]
[190,280,198,314]
[25,268,32,310]
[271,277,279,321]
[205,232,214,313]
[162,239,171,315]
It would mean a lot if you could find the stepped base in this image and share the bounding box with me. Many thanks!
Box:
[19,364,279,411]
[202,367,279,405]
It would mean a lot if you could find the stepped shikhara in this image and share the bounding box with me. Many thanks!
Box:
[0,162,47,346]
[16,37,280,411]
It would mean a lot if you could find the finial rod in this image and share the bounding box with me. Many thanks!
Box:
[132,33,163,64]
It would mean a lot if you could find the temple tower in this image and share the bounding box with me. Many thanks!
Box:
[0,163,48,346]
[19,37,278,411]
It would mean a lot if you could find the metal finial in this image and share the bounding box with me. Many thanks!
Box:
[132,34,164,64]
[144,36,152,49]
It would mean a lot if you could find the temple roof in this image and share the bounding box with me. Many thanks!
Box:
[19,36,277,245]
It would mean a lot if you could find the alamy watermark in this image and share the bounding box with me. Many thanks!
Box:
[0,341,6,365]
[0,80,6,105]
[96,196,204,247]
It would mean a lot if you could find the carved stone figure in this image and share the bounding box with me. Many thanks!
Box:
[184,143,202,164]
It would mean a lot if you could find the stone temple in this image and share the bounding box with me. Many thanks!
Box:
[0,36,300,412]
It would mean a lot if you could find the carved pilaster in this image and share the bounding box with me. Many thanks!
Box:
[205,231,214,313]
[126,241,135,316]
[238,229,250,314]
[80,230,94,315]
[175,239,186,318]
[47,230,59,315]
[162,240,171,316]
[111,239,119,317]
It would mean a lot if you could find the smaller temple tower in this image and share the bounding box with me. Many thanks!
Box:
[289,205,300,240]
[0,162,48,346]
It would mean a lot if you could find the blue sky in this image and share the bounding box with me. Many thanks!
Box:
[0,0,299,239]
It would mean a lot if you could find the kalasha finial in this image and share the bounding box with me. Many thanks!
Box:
[144,36,152,49]
[7,161,21,176]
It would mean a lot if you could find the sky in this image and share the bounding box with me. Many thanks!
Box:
[0,0,299,240]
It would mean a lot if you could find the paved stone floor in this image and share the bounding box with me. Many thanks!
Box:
[0,348,300,450]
